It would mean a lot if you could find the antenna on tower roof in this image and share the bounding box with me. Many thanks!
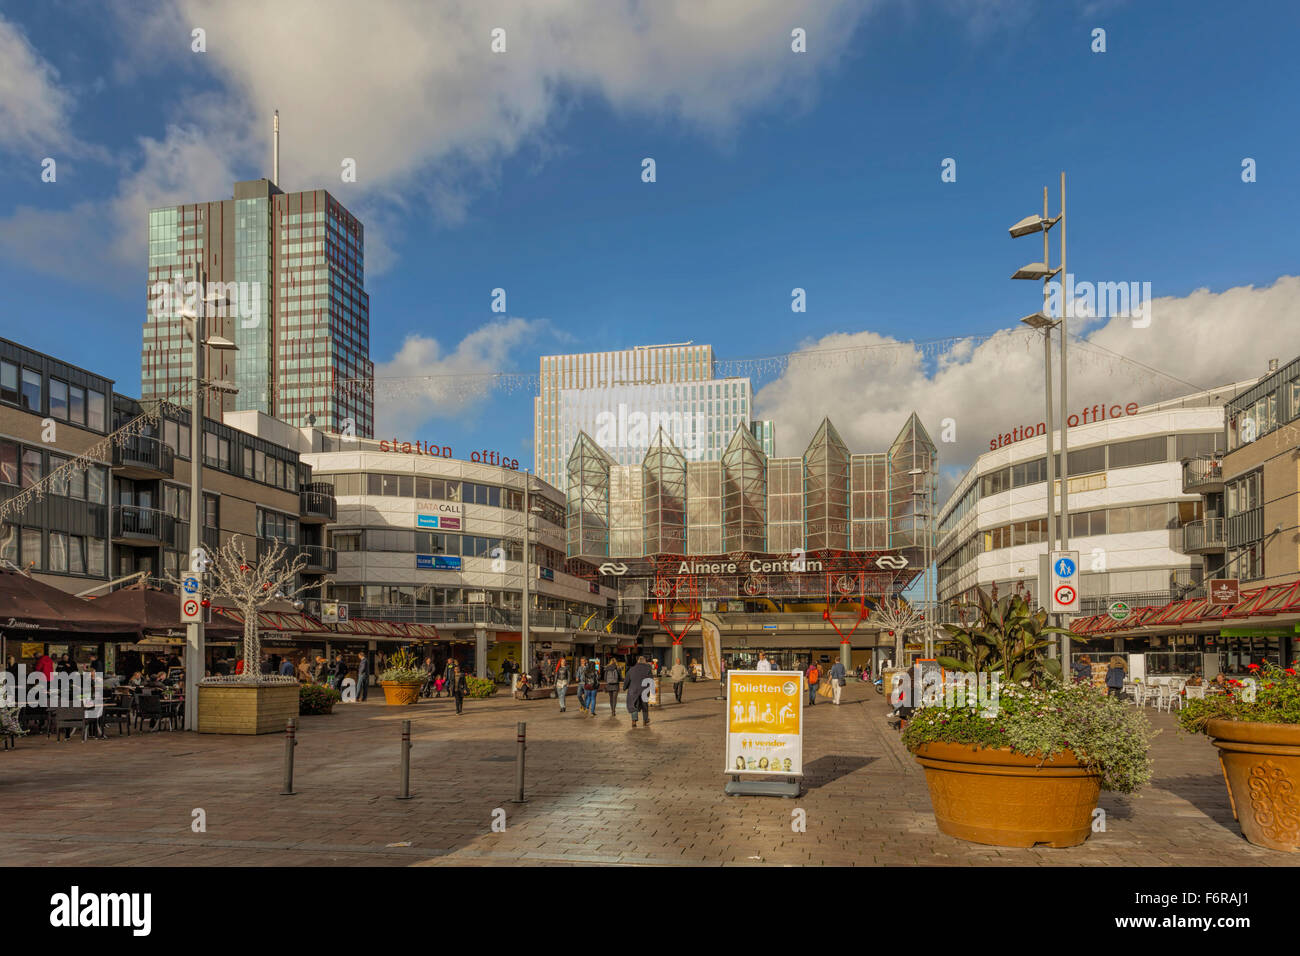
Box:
[273,110,280,187]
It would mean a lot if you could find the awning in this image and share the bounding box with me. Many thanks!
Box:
[0,569,140,635]
[210,606,434,641]
[88,585,241,638]
[1071,577,1300,636]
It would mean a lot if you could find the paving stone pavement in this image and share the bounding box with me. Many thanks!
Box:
[1,682,1295,867]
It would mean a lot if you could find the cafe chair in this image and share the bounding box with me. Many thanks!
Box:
[134,694,174,732]
[50,707,88,742]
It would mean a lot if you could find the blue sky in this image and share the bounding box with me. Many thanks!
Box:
[0,0,1296,475]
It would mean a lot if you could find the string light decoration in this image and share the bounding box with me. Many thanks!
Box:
[868,595,927,668]
[0,395,193,526]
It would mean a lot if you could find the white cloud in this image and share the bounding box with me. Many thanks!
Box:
[754,276,1300,493]
[0,15,78,156]
[373,318,544,436]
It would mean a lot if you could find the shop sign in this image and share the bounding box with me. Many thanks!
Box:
[416,554,462,571]
[725,671,803,776]
[538,567,554,581]
[1107,601,1131,622]
[1208,579,1240,606]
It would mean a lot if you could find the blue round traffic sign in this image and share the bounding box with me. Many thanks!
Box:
[183,576,200,594]
[1054,557,1076,578]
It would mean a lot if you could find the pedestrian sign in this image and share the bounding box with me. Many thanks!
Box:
[182,575,200,594]
[1047,550,1081,613]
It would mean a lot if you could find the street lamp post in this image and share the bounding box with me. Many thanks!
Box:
[1012,172,1070,662]
[179,266,237,731]
[521,470,531,684]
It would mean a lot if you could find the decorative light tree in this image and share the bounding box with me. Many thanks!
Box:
[171,536,313,681]
[869,595,926,666]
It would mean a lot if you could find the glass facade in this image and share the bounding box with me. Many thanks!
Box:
[566,432,613,559]
[803,418,850,552]
[564,414,935,560]
[722,426,766,553]
[643,429,686,555]
[235,197,272,413]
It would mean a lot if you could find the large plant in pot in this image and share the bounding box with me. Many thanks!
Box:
[378,649,425,705]
[901,587,1153,847]
[1178,663,1300,852]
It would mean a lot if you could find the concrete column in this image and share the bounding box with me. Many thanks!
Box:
[839,641,852,670]
[475,628,488,678]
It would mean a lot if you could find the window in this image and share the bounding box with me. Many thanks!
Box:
[49,532,68,572]
[50,379,69,420]
[254,449,266,483]
[1176,432,1221,460]
[1011,458,1046,487]
[69,385,85,426]
[0,525,15,564]
[332,531,362,552]
[0,361,17,404]
[49,455,69,496]
[1108,436,1166,469]
[1227,472,1261,517]
[1070,509,1107,537]
[979,467,1010,497]
[204,494,219,528]
[21,449,41,487]
[87,466,106,505]
[68,535,85,574]
[86,537,105,576]
[21,528,41,569]
[68,464,85,500]
[20,368,41,412]
[0,442,16,485]
[87,389,105,431]
[243,447,253,477]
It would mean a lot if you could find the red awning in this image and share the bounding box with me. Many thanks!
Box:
[0,569,140,635]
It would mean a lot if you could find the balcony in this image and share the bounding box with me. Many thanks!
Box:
[299,544,337,573]
[1181,457,1224,495]
[1182,517,1226,554]
[174,522,221,554]
[299,482,337,523]
[112,436,174,480]
[112,505,174,545]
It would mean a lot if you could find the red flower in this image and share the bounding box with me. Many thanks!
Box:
[1247,664,1260,671]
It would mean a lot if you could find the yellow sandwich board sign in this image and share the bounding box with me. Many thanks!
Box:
[725,670,804,776]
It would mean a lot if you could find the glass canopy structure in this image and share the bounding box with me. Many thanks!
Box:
[565,414,937,564]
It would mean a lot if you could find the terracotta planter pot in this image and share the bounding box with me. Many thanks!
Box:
[379,681,423,706]
[912,741,1101,848]
[1206,719,1300,853]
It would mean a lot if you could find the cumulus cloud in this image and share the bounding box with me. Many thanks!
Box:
[754,276,1300,496]
[0,15,78,156]
[373,318,544,436]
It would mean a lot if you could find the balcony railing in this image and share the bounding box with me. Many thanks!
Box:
[111,436,174,477]
[1226,507,1263,549]
[1181,457,1224,493]
[112,505,174,543]
[299,482,337,522]
[1182,517,1226,553]
[299,544,337,573]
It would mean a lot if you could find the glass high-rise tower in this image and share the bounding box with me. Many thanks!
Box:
[141,179,374,436]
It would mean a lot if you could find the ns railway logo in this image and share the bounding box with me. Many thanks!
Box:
[597,554,909,577]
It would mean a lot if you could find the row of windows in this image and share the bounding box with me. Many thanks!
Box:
[320,472,563,524]
[1226,471,1261,517]
[154,417,302,493]
[0,442,108,503]
[1,526,107,577]
[331,527,524,561]
[976,501,1202,553]
[1,359,109,432]
[257,508,299,545]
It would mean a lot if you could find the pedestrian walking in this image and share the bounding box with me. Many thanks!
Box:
[755,652,771,672]
[830,658,846,705]
[278,657,294,677]
[719,657,728,697]
[575,657,589,713]
[356,651,370,701]
[806,660,820,706]
[452,662,468,714]
[668,658,688,703]
[581,658,599,717]
[624,655,654,728]
[1073,654,1093,684]
[1105,656,1127,699]
[603,657,621,715]
[555,656,571,712]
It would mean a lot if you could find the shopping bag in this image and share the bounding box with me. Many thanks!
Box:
[817,679,833,699]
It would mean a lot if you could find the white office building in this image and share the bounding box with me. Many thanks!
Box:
[535,343,774,490]
[936,383,1254,615]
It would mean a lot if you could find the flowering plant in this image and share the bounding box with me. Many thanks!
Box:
[379,648,425,684]
[1178,663,1300,733]
[298,682,342,715]
[901,680,1154,793]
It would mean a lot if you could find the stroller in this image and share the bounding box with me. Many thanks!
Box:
[420,670,436,698]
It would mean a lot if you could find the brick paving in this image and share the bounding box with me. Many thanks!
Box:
[1,681,1296,867]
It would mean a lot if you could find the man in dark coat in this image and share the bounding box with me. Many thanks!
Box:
[356,651,370,701]
[623,655,654,728]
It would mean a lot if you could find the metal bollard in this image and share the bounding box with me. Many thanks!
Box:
[397,719,413,800]
[512,721,527,804]
[280,718,298,795]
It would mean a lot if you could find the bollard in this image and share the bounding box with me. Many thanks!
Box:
[280,718,298,795]
[397,719,413,800]
[512,721,527,803]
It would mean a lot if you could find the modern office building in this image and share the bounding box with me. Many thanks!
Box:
[226,415,632,675]
[141,179,374,436]
[563,413,936,671]
[535,343,774,491]
[936,383,1256,616]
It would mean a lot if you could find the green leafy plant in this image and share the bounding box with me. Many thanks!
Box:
[902,681,1154,793]
[1178,663,1300,733]
[938,587,1071,684]
[465,676,497,698]
[298,682,341,716]
[379,649,424,683]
